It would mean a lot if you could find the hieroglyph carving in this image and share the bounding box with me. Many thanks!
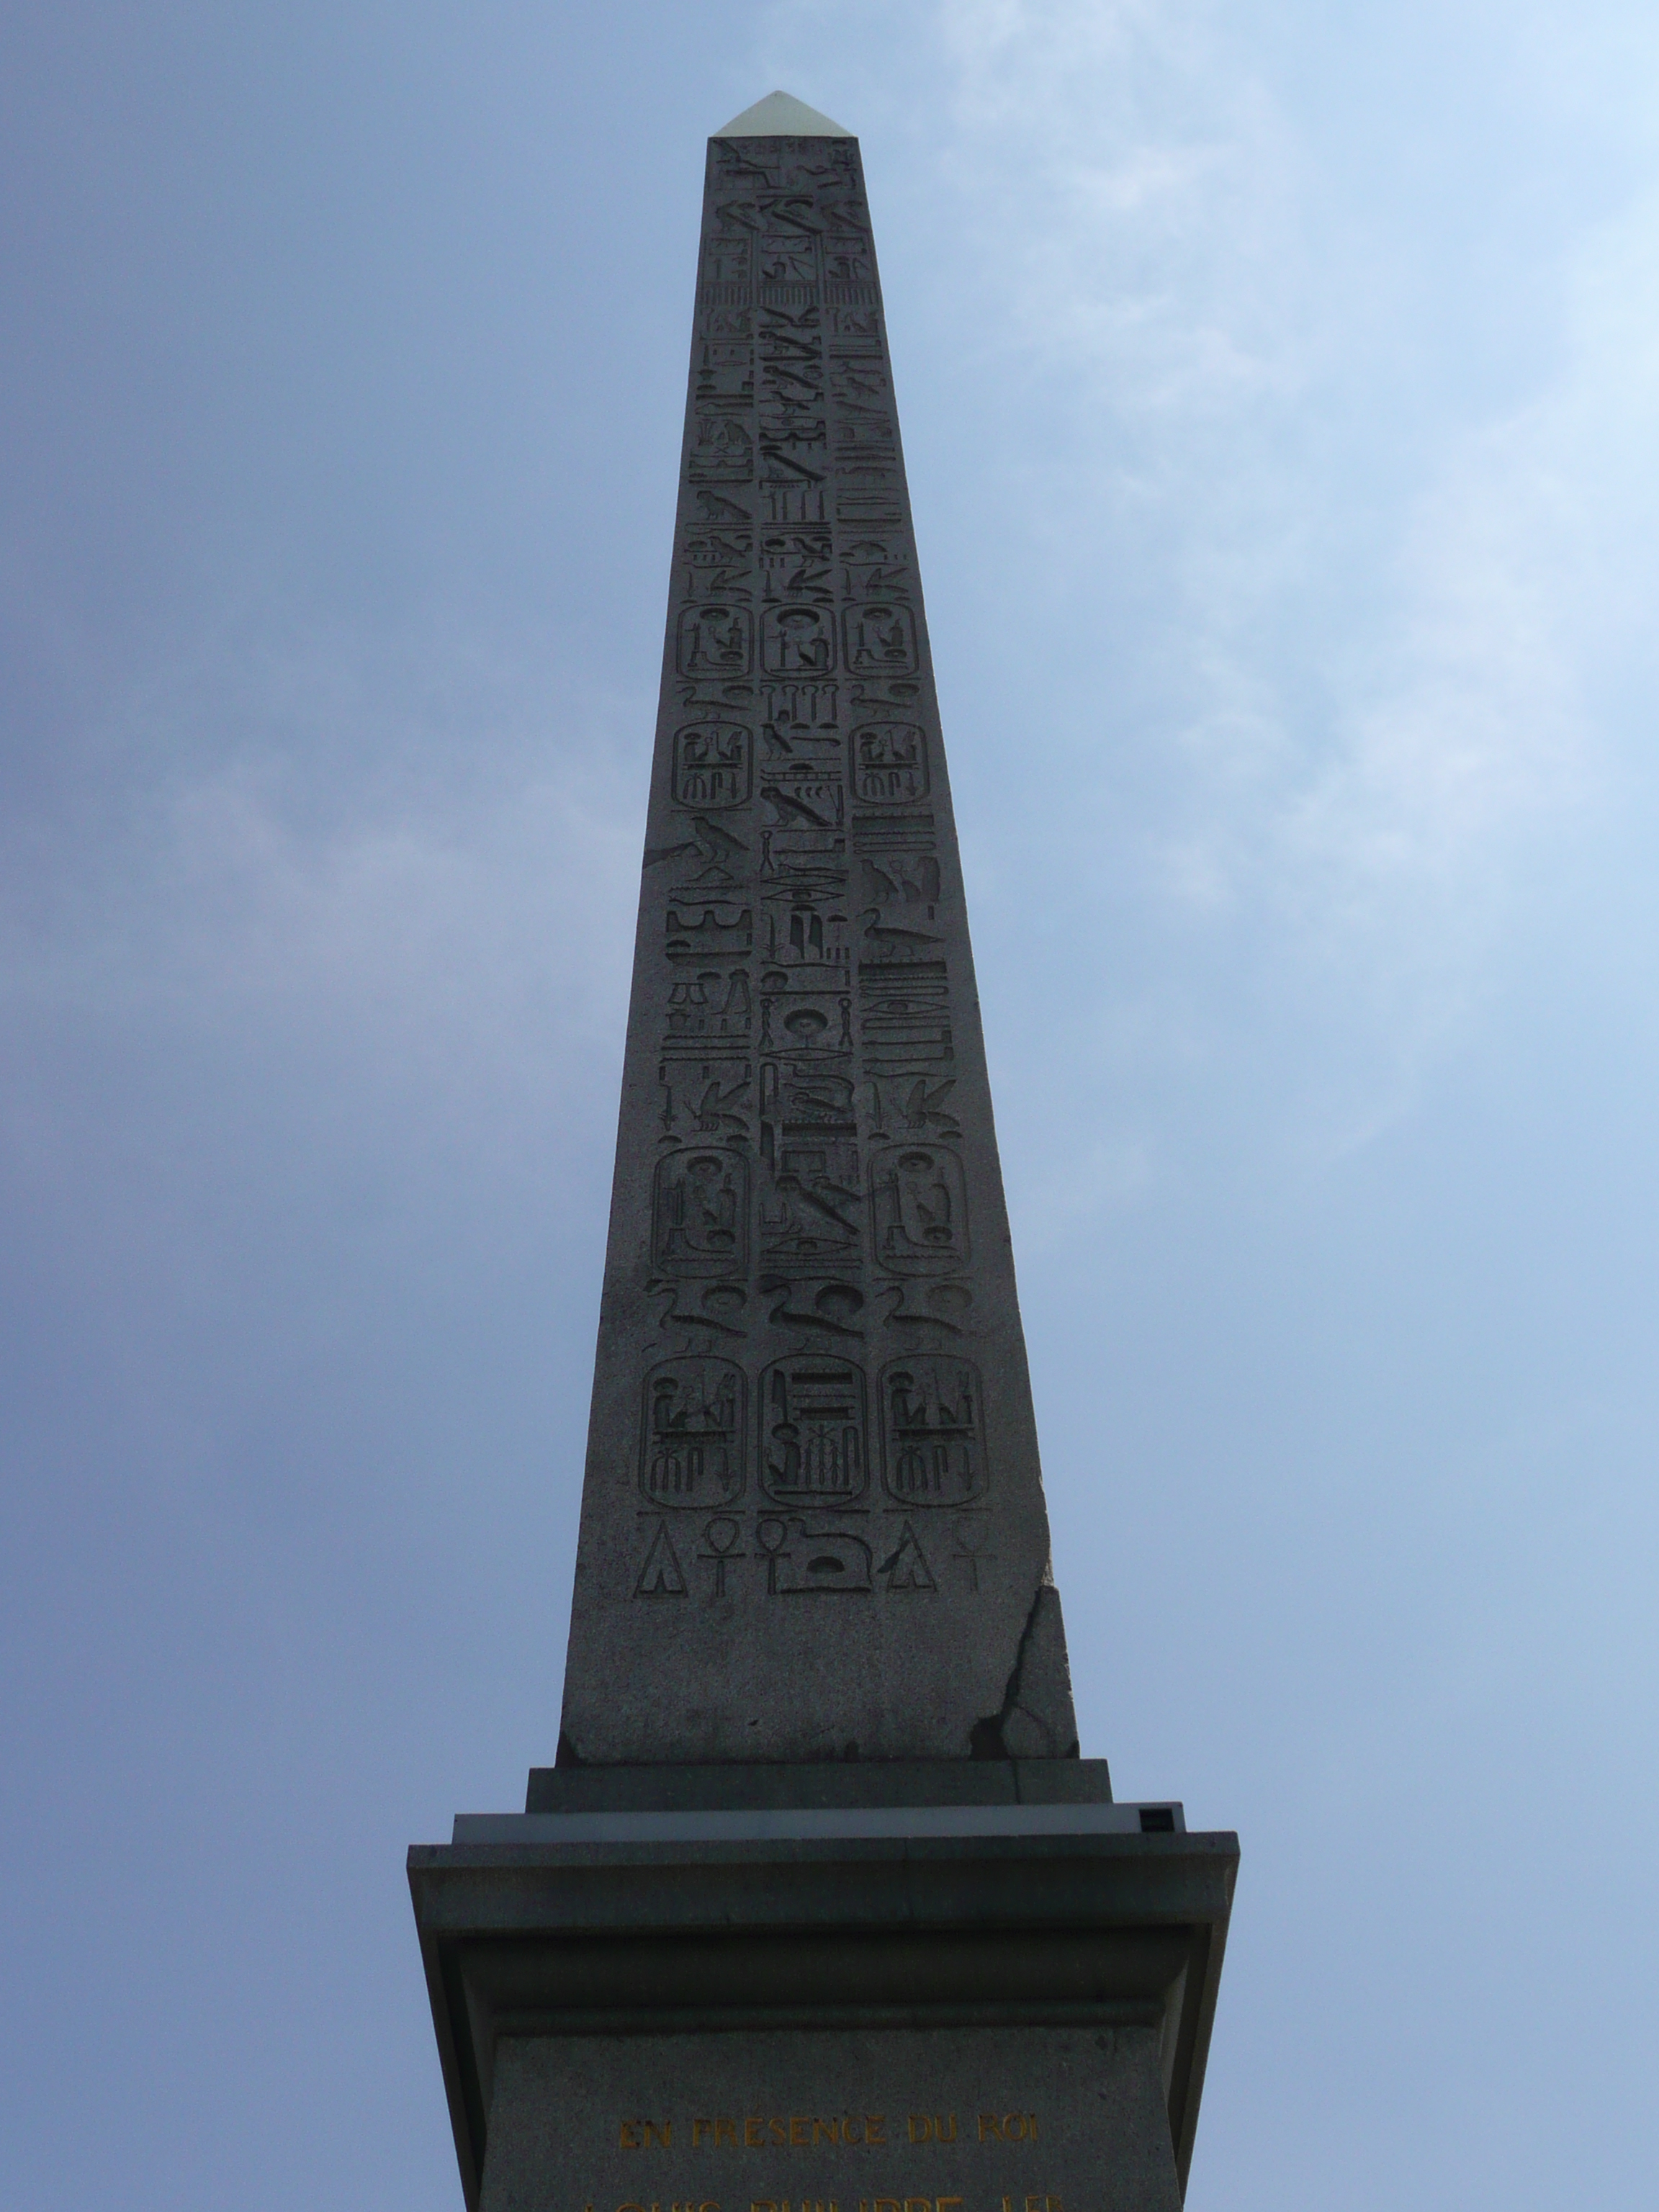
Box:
[586,139,1043,1632]
[870,1143,970,1274]
[640,1359,747,1506]
[634,1518,689,1597]
[845,602,917,673]
[858,966,953,1070]
[674,724,752,809]
[880,1355,988,1506]
[760,1356,869,1504]
[678,603,753,674]
[763,603,835,674]
[878,1519,936,1591]
[689,418,754,484]
[653,1148,748,1274]
[851,721,929,804]
[757,1517,873,1594]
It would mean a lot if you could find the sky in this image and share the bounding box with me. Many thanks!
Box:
[3,2,1658,2207]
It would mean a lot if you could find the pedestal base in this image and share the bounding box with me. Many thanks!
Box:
[408,1765,1236,2212]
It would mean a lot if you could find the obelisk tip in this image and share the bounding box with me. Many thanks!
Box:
[713,89,853,138]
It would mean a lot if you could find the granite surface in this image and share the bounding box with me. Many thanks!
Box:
[558,126,1077,1766]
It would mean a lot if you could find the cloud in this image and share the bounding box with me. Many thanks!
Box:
[934,0,1304,413]
[0,613,646,1175]
[1268,174,1659,1046]
[916,1,1659,1140]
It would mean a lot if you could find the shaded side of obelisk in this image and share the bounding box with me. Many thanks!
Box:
[557,114,1079,1763]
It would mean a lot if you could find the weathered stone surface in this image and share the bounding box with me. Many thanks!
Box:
[559,124,1077,1766]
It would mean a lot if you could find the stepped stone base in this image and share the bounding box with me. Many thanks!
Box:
[408,1764,1236,2212]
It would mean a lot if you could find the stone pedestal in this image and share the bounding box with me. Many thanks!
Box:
[408,1764,1236,2211]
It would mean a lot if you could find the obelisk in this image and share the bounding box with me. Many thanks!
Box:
[557,88,1075,1768]
[410,94,1236,2212]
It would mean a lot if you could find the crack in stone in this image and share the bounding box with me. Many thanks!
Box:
[969,1575,1076,1760]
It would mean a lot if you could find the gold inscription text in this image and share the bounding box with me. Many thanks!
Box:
[977,2116,1038,2144]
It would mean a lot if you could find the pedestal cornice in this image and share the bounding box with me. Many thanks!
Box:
[409,1807,1237,2211]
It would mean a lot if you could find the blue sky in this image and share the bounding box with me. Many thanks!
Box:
[4,4,1658,2208]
